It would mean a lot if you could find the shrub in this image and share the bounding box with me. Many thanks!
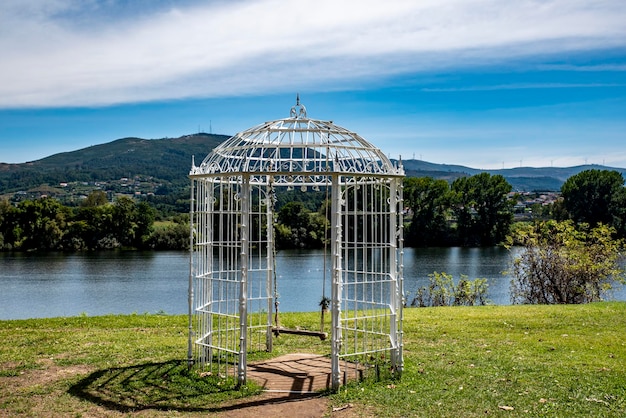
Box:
[410,272,489,307]
[507,220,625,304]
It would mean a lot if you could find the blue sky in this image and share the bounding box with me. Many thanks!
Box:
[1,0,625,169]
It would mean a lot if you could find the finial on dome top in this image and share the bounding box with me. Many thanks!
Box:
[290,93,307,118]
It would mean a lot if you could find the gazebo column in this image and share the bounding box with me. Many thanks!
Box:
[238,175,250,386]
[389,177,402,374]
[265,178,275,352]
[396,177,405,376]
[187,179,196,368]
[330,174,343,390]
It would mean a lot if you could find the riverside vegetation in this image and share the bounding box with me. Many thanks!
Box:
[2,169,626,251]
[1,303,625,417]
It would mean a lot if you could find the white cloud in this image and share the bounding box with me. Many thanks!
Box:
[1,0,625,107]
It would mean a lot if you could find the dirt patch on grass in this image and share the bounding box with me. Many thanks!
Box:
[1,359,92,389]
[0,362,370,417]
[184,391,368,418]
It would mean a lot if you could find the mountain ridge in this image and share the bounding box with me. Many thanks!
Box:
[0,133,227,195]
[2,133,625,195]
[399,159,626,191]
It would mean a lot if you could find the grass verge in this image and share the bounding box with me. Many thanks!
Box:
[332,302,626,417]
[1,303,625,416]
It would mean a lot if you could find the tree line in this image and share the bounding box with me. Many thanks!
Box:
[406,169,626,245]
[2,169,626,252]
[0,191,169,251]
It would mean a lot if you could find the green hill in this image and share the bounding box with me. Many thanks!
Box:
[0,133,227,196]
[2,133,625,199]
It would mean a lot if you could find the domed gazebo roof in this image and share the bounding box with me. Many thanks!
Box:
[190,96,403,178]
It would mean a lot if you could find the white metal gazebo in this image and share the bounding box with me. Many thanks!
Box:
[188,97,404,390]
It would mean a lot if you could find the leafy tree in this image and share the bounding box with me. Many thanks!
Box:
[274,223,293,248]
[561,169,626,236]
[63,219,90,251]
[0,205,4,249]
[112,196,137,247]
[275,201,327,249]
[17,197,69,251]
[451,173,513,246]
[106,197,156,249]
[549,198,569,221]
[507,220,625,304]
[81,190,108,207]
[134,201,156,248]
[147,222,189,250]
[611,186,626,238]
[0,199,15,249]
[70,204,116,250]
[403,177,451,246]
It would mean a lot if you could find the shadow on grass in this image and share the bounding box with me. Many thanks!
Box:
[68,359,319,414]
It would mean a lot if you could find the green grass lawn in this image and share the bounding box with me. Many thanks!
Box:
[335,302,626,417]
[1,303,624,417]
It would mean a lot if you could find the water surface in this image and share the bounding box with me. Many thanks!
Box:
[1,248,623,320]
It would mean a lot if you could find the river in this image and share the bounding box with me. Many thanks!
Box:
[1,248,624,320]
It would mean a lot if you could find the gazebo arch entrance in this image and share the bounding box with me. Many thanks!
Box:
[188,97,404,390]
